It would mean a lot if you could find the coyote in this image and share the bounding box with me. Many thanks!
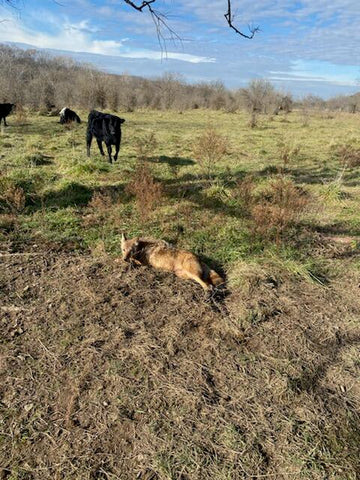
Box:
[121,234,224,291]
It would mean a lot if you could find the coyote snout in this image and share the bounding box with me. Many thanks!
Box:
[121,234,224,291]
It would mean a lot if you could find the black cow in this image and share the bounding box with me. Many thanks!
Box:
[59,107,81,124]
[0,103,15,126]
[86,110,125,163]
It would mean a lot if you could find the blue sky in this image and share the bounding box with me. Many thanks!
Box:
[1,0,360,97]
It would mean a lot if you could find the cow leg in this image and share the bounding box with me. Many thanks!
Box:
[106,144,113,164]
[3,117,7,127]
[96,139,105,157]
[86,131,93,157]
[114,139,120,162]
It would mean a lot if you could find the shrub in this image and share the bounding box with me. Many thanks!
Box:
[248,112,258,129]
[126,162,163,221]
[88,190,113,212]
[234,174,256,212]
[84,190,117,227]
[332,144,360,168]
[0,213,17,232]
[193,128,228,177]
[0,178,26,214]
[251,178,309,243]
[277,140,301,170]
[14,104,28,125]
[134,131,158,160]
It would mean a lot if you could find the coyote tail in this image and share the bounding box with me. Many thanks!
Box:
[208,269,224,286]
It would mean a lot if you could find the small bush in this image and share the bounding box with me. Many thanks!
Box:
[193,128,228,176]
[0,213,17,232]
[84,190,117,227]
[234,174,256,212]
[248,112,258,128]
[277,140,301,170]
[14,104,28,125]
[126,162,163,221]
[301,110,310,127]
[332,144,360,168]
[88,191,114,212]
[251,177,309,243]
[0,180,26,214]
[134,131,158,160]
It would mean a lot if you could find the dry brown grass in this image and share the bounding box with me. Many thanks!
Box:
[1,251,359,479]
[332,143,360,168]
[234,174,256,211]
[252,177,309,242]
[14,104,28,126]
[277,140,301,170]
[234,176,310,242]
[193,128,228,177]
[126,162,163,221]
[0,181,26,214]
[83,190,122,229]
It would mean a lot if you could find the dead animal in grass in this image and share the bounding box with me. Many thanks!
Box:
[121,233,224,291]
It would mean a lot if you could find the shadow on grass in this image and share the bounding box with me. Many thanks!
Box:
[30,182,128,210]
[149,155,195,166]
[289,331,360,394]
[313,223,360,237]
[163,169,248,219]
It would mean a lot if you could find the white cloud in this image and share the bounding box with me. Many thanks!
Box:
[0,7,214,63]
[120,50,215,63]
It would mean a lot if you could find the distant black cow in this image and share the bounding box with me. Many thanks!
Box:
[86,110,125,163]
[0,103,15,126]
[59,107,81,124]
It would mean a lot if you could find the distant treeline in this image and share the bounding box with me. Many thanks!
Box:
[0,44,359,113]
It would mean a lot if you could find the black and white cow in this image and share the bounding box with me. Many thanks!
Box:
[86,110,125,163]
[0,103,15,126]
[59,107,81,124]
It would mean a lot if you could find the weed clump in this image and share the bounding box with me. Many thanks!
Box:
[126,162,163,221]
[251,177,309,242]
[134,131,158,160]
[193,127,228,177]
[332,143,360,168]
[235,174,256,209]
[0,176,26,213]
[14,104,28,126]
[277,140,301,170]
[248,112,258,128]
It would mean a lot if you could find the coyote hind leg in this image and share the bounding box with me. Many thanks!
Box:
[175,269,211,291]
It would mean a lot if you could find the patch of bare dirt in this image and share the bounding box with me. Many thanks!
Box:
[1,251,359,479]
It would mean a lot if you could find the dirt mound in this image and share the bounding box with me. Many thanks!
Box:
[1,252,359,479]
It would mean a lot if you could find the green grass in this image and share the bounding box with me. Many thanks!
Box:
[1,109,360,273]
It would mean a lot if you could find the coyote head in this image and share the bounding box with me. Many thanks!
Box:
[121,233,140,261]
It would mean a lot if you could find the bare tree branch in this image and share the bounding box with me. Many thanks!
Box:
[224,0,259,39]
[123,0,156,12]
[123,0,182,53]
[2,1,259,43]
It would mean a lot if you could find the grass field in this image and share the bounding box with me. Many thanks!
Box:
[1,109,360,479]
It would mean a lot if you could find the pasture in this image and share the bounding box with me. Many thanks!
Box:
[1,109,360,479]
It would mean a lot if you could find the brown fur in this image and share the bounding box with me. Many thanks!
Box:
[121,234,224,291]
